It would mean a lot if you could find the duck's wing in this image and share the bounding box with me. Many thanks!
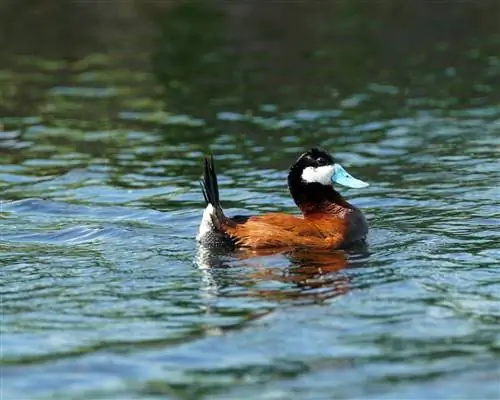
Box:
[223,213,344,250]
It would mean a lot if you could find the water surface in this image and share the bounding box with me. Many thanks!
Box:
[1,1,500,399]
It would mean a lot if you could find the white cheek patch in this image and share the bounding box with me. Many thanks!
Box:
[301,165,335,185]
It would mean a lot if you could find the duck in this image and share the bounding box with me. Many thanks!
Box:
[197,147,369,250]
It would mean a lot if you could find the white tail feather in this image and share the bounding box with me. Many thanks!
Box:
[197,204,215,241]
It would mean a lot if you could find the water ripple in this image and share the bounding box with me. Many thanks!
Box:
[2,10,500,399]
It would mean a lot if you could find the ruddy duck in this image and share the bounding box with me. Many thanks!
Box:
[197,147,369,250]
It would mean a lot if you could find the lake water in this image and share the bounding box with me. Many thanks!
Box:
[1,2,500,399]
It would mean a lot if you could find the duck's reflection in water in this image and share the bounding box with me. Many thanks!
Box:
[195,244,369,303]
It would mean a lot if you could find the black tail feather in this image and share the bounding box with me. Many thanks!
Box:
[200,180,209,205]
[200,154,230,233]
[201,155,220,207]
[199,154,241,247]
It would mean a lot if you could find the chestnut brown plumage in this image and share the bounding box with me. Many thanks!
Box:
[198,148,368,250]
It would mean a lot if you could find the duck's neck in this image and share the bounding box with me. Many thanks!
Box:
[289,182,354,216]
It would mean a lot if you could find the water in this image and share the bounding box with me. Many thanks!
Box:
[1,2,500,399]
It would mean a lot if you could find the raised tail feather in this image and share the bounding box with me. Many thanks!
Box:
[200,155,220,208]
[199,155,227,234]
[198,155,249,247]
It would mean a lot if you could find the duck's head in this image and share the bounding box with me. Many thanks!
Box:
[288,147,369,212]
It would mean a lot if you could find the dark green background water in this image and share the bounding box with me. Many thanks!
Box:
[1,1,500,399]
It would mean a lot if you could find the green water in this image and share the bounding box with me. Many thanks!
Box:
[1,1,500,399]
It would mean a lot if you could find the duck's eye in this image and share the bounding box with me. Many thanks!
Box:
[316,157,327,166]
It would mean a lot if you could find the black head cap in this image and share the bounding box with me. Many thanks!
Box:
[291,147,335,171]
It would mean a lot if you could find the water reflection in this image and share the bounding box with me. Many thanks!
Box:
[196,245,371,303]
[2,0,500,129]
